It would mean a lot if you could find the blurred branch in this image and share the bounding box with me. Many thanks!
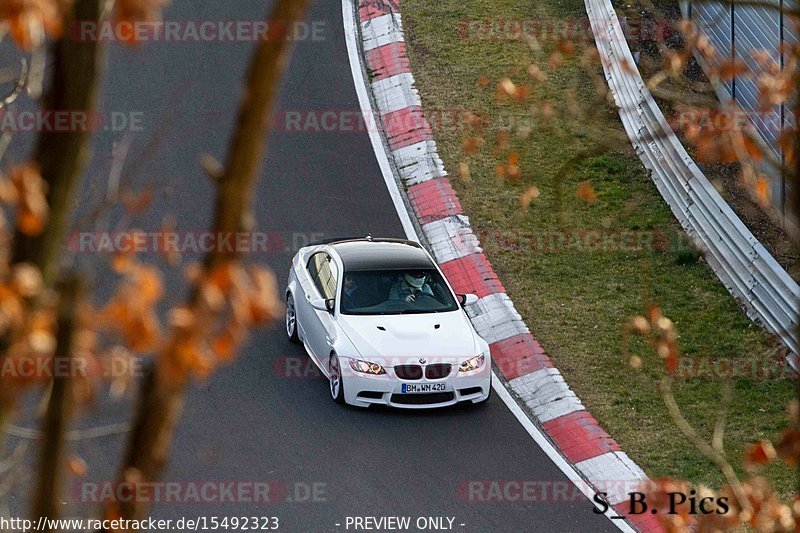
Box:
[111,0,311,523]
[0,408,5,457]
[206,0,311,269]
[31,277,80,527]
[658,377,751,513]
[11,0,107,288]
[0,59,29,111]
[711,382,732,453]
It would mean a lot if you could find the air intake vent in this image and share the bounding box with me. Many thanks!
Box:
[394,365,423,380]
[425,364,452,380]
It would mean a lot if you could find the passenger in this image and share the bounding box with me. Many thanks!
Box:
[342,274,373,309]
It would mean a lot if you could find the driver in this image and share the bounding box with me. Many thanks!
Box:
[389,271,434,303]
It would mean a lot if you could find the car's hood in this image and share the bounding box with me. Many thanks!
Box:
[337,310,479,363]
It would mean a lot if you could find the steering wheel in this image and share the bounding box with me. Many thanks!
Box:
[412,293,437,301]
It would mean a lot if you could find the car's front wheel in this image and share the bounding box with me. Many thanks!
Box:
[286,293,300,344]
[329,353,345,404]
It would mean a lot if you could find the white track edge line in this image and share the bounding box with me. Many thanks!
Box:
[492,372,635,532]
[342,1,636,531]
[342,0,420,243]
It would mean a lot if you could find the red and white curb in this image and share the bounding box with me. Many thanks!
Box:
[344,1,661,531]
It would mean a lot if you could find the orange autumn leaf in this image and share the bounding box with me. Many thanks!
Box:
[548,51,564,69]
[576,181,597,204]
[496,78,517,99]
[0,0,74,50]
[646,304,662,323]
[126,312,161,352]
[114,0,170,44]
[755,178,770,207]
[121,188,154,214]
[68,456,88,477]
[476,75,490,88]
[526,64,546,82]
[241,266,280,326]
[211,332,237,362]
[718,59,748,80]
[12,263,43,298]
[758,71,793,109]
[742,135,763,161]
[775,429,800,466]
[457,162,470,181]
[540,101,554,120]
[519,186,540,208]
[512,85,529,103]
[557,38,575,56]
[10,162,48,236]
[101,261,164,352]
[213,262,240,291]
[778,128,795,164]
[462,136,484,155]
[164,340,210,382]
[744,440,777,468]
[135,265,163,304]
[111,251,134,273]
[694,135,738,163]
[619,59,637,75]
[662,51,685,75]
[629,316,651,335]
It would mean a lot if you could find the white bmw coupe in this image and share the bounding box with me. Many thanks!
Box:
[285,237,492,408]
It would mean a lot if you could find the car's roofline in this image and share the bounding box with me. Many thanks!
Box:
[309,236,422,248]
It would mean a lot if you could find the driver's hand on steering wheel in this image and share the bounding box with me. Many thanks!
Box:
[405,294,416,303]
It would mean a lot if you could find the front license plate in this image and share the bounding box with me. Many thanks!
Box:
[401,383,446,393]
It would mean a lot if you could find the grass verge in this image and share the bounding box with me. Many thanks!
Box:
[401,0,796,494]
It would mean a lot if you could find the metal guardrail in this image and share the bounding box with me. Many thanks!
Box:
[584,0,800,355]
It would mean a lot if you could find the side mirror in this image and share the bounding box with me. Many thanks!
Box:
[458,294,479,307]
[310,298,327,311]
[310,298,336,313]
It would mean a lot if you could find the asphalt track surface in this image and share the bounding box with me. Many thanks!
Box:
[4,1,617,531]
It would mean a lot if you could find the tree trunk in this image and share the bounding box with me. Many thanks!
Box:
[31,277,80,527]
[12,0,107,288]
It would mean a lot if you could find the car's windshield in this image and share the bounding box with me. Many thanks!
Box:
[340,268,458,315]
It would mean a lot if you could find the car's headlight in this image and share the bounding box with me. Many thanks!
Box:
[459,354,486,372]
[349,360,386,375]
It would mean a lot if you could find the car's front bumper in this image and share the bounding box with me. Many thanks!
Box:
[341,358,492,409]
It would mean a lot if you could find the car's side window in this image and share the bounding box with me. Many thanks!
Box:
[307,253,321,291]
[308,253,338,300]
[318,255,338,300]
